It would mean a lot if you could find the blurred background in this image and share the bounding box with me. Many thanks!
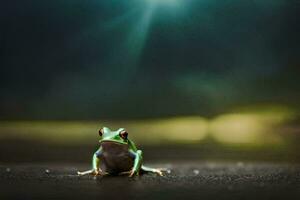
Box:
[0,0,299,163]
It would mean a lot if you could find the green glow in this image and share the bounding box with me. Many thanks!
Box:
[125,4,155,66]
[96,0,185,80]
[120,0,184,74]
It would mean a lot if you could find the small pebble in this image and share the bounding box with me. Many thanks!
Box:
[193,169,199,175]
[45,169,50,174]
[6,168,11,173]
[166,169,171,174]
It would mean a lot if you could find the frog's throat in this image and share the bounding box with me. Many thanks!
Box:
[99,139,128,145]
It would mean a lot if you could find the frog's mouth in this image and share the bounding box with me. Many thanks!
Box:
[100,139,128,145]
[100,140,129,153]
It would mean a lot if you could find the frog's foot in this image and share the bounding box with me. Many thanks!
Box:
[154,169,164,176]
[150,168,163,176]
[77,169,107,176]
[141,165,167,176]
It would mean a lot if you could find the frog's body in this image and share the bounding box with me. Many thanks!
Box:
[100,141,134,174]
[77,127,163,177]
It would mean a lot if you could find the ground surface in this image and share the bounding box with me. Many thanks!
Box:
[1,162,299,200]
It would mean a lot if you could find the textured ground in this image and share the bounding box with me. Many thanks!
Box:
[1,162,300,200]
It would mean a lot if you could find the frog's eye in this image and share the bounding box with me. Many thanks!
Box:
[99,128,104,137]
[119,130,128,140]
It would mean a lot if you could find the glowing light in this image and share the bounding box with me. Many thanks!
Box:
[125,117,209,143]
[124,4,155,67]
[210,114,267,144]
[0,106,294,145]
[210,107,294,145]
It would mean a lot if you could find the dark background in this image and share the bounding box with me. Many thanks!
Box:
[1,0,300,120]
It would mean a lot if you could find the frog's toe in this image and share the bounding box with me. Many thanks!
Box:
[128,170,135,177]
[77,169,106,176]
[77,169,94,176]
[128,169,139,177]
[154,169,163,176]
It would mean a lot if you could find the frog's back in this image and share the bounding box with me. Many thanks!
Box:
[100,141,134,174]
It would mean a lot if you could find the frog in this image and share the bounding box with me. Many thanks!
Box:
[77,127,164,177]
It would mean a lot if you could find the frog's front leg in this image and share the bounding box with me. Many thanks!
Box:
[128,150,143,177]
[77,148,105,176]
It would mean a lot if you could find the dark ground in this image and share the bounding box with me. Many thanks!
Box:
[0,139,300,200]
[1,162,300,200]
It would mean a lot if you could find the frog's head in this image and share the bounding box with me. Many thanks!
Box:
[98,127,129,145]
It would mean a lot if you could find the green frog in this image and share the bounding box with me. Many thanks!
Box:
[77,127,164,177]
